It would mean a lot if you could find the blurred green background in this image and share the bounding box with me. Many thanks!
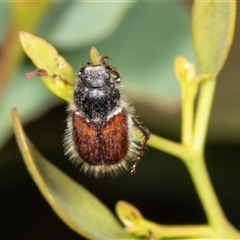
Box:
[1,1,240,239]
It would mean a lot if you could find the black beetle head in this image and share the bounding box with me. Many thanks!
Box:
[78,65,110,88]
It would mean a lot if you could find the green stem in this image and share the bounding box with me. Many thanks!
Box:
[184,76,240,237]
[183,154,240,238]
[148,134,187,159]
[149,224,213,239]
[148,133,240,237]
[147,64,240,238]
[181,90,194,146]
[193,78,216,152]
[140,219,213,239]
[149,133,230,230]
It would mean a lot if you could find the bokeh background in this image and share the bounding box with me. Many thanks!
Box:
[1,1,240,239]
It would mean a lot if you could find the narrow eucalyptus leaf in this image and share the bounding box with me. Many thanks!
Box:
[11,109,134,239]
[192,1,236,76]
[47,1,136,50]
[19,31,74,102]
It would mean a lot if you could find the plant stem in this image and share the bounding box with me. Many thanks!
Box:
[148,223,213,239]
[183,154,240,238]
[147,54,240,238]
[181,90,194,146]
[193,77,216,152]
[148,134,187,159]
[184,76,240,237]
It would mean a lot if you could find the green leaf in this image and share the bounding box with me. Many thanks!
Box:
[19,31,74,102]
[46,1,136,50]
[192,0,236,76]
[11,108,134,240]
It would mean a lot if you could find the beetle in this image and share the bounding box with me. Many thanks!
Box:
[64,55,150,177]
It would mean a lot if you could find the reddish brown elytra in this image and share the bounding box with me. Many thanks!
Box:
[64,51,150,177]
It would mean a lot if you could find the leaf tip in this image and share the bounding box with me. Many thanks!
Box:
[11,108,19,124]
[11,107,18,115]
[90,46,102,65]
[19,31,27,42]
